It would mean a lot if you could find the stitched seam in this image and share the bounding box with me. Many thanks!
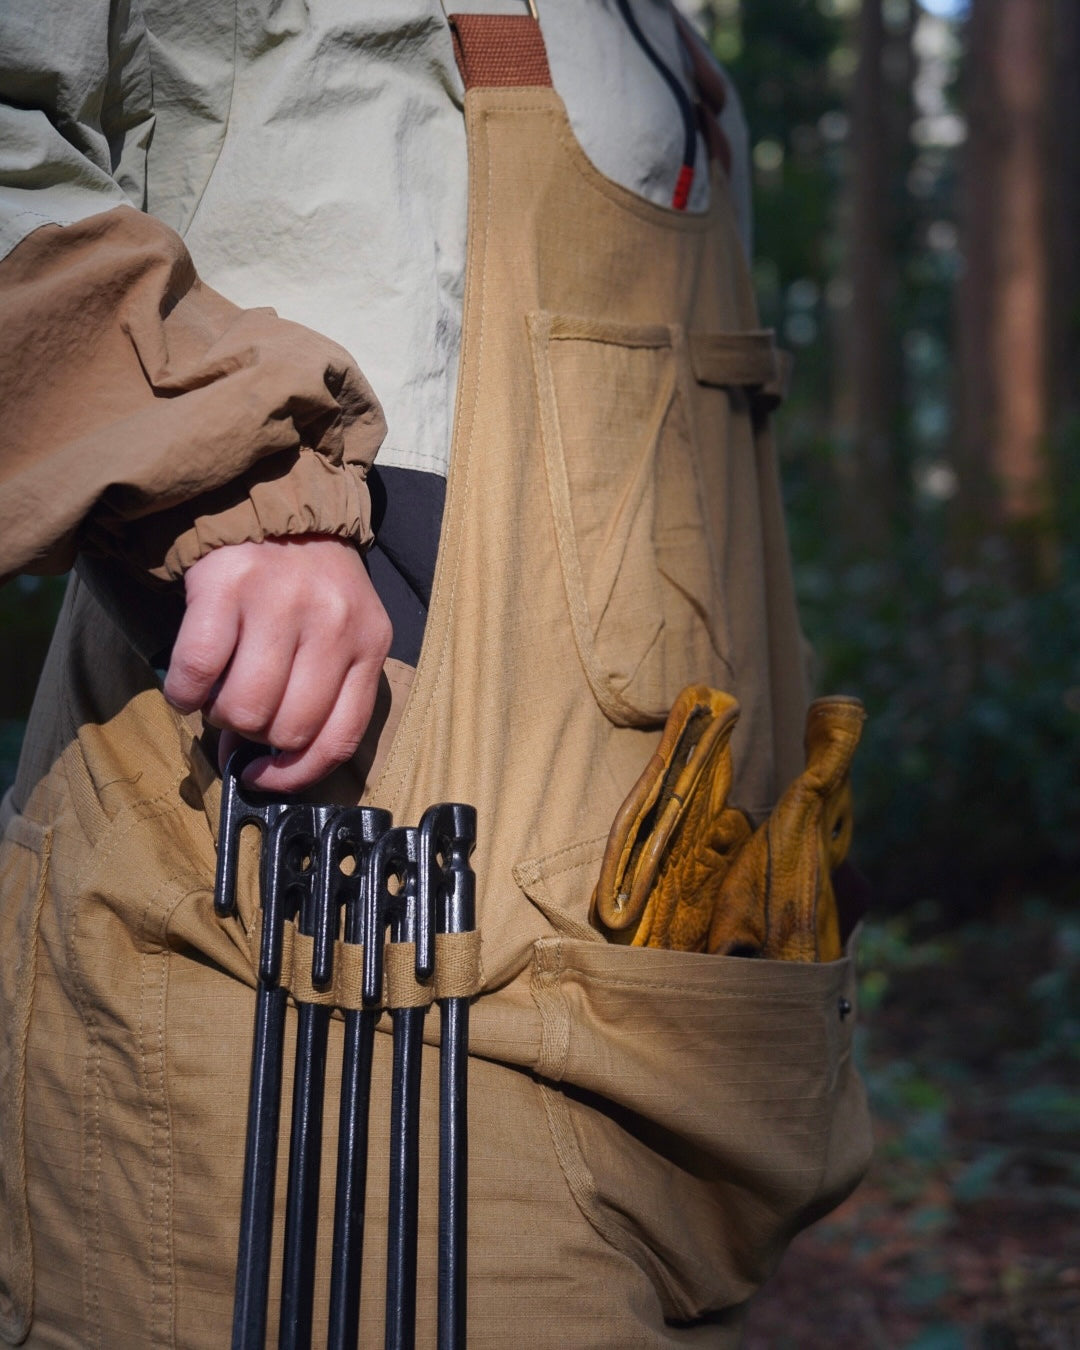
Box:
[558,971,846,1001]
[475,91,715,229]
[85,1011,102,1347]
[65,837,102,1345]
[159,947,176,1348]
[9,207,75,225]
[520,835,608,873]
[66,775,190,1341]
[536,1065,685,1314]
[538,855,605,880]
[553,102,714,231]
[530,938,569,1080]
[136,876,178,1346]
[4,826,50,1339]
[670,323,735,678]
[546,314,673,349]
[138,957,154,1340]
[523,883,600,945]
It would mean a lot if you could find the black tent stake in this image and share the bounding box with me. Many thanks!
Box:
[365,827,427,1350]
[326,808,392,1350]
[217,760,477,1350]
[233,980,289,1350]
[419,804,476,1350]
[219,784,323,1350]
[279,805,339,1350]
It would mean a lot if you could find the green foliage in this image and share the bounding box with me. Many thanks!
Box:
[0,720,25,799]
[0,576,66,795]
[754,893,1080,1345]
[857,894,1080,1158]
[0,574,65,723]
[786,431,1080,910]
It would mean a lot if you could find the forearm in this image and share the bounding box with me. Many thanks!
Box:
[0,207,385,583]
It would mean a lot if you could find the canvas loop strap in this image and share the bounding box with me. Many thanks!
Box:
[433,929,485,998]
[449,14,553,89]
[383,942,434,1008]
[249,913,483,1010]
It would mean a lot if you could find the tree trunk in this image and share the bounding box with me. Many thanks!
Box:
[1049,0,1080,439]
[956,0,1052,537]
[849,0,892,542]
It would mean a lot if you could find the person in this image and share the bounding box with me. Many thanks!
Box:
[0,2,872,1345]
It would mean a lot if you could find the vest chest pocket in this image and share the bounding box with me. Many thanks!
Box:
[529,311,781,729]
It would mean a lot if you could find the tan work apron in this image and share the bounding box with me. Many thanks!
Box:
[0,14,871,1348]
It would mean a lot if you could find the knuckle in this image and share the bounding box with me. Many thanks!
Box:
[216,699,272,737]
[266,721,311,753]
[318,728,363,770]
[320,744,359,774]
[171,650,221,689]
[322,589,352,629]
[369,610,393,659]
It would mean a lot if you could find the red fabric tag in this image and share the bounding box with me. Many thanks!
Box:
[672,164,695,211]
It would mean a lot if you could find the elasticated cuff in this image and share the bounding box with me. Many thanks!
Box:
[140,448,375,580]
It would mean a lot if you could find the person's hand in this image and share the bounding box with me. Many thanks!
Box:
[163,535,392,792]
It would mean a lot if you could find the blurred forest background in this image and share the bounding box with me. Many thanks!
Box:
[681,0,1080,1344]
[1,0,1077,1345]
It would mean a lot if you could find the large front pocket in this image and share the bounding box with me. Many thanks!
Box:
[0,803,50,1343]
[529,312,732,727]
[527,930,872,1322]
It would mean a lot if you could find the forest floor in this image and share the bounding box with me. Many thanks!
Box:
[742,898,1080,1349]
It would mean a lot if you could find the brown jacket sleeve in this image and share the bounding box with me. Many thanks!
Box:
[0,205,386,583]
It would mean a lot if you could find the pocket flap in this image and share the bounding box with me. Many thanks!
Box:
[688,329,790,405]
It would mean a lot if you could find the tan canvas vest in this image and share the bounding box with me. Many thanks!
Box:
[0,14,871,1347]
[373,13,811,975]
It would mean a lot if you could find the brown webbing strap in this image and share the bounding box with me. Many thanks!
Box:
[449,14,553,89]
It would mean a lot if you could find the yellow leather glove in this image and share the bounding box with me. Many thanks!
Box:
[707,696,865,962]
[591,685,753,950]
[591,689,865,960]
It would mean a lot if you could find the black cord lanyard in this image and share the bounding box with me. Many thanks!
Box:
[613,0,697,209]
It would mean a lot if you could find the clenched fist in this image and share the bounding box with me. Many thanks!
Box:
[163,535,392,792]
